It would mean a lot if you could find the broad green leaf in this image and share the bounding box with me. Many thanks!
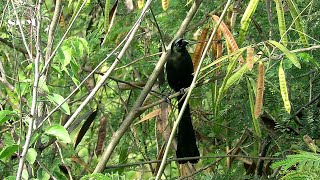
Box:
[14,82,28,96]
[274,0,288,46]
[279,61,291,113]
[3,176,16,180]
[69,37,89,58]
[26,148,37,164]
[0,144,19,159]
[0,110,16,124]
[238,0,259,46]
[22,169,28,180]
[60,45,72,68]
[37,169,50,180]
[269,40,301,69]
[45,125,71,143]
[47,93,71,115]
[65,68,80,86]
[39,76,50,93]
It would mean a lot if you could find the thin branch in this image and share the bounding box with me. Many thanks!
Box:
[0,77,14,91]
[149,7,166,51]
[292,93,320,119]
[103,155,282,170]
[16,0,43,178]
[10,0,33,59]
[188,2,227,32]
[44,0,62,62]
[0,37,32,55]
[180,127,249,179]
[115,52,162,70]
[36,9,131,129]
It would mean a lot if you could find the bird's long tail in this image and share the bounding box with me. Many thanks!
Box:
[176,95,200,164]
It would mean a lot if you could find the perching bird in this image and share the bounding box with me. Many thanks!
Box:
[166,38,200,164]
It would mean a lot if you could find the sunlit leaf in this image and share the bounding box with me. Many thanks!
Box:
[0,144,19,159]
[269,40,301,69]
[45,125,71,144]
[47,93,71,115]
[26,148,37,164]
[0,110,16,124]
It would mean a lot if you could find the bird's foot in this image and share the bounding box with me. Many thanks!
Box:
[179,88,186,95]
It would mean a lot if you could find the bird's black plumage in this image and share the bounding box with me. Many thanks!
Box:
[166,38,200,164]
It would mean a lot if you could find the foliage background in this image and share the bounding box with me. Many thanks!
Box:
[1,0,320,179]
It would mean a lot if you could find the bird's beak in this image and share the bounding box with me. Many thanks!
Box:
[182,39,189,46]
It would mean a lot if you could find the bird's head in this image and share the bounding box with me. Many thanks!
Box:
[171,38,188,52]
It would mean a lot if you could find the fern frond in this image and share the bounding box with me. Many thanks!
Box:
[272,151,320,173]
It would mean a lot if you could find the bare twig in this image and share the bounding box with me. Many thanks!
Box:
[0,37,32,55]
[149,7,166,51]
[16,0,43,178]
[10,0,33,59]
[102,155,282,170]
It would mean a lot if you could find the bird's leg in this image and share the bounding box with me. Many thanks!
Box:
[178,88,188,102]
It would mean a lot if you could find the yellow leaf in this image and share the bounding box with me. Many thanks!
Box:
[279,61,291,113]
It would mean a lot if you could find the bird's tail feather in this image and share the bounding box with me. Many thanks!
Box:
[176,95,200,164]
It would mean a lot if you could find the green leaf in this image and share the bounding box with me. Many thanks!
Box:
[14,82,29,96]
[69,37,89,58]
[60,45,72,68]
[65,66,80,86]
[26,148,37,164]
[3,176,16,180]
[45,125,71,144]
[0,110,16,124]
[0,144,19,159]
[47,93,71,115]
[37,169,50,180]
[269,40,301,69]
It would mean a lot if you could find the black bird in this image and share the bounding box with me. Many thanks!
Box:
[166,38,200,164]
